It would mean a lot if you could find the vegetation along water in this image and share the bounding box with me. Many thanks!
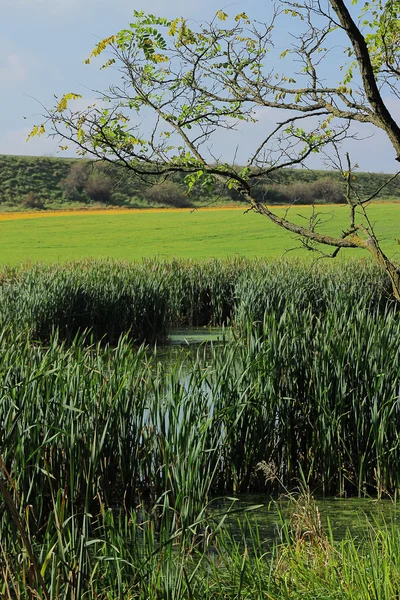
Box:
[2,258,400,598]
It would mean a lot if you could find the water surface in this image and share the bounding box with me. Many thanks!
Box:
[151,328,400,540]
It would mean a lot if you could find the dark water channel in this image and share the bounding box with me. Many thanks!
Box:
[153,327,400,541]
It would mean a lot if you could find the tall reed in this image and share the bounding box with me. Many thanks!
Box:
[1,257,400,598]
[2,302,400,529]
[0,258,394,343]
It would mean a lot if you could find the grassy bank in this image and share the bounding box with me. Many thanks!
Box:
[1,203,400,263]
[3,483,400,599]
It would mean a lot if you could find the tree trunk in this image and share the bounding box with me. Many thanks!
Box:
[329,0,400,161]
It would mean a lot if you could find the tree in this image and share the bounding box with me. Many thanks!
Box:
[84,166,113,203]
[61,161,114,203]
[29,1,400,297]
[60,161,88,201]
[21,192,45,210]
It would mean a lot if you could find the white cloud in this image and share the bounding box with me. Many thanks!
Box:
[0,53,26,85]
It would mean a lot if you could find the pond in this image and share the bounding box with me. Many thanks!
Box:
[214,495,400,542]
[168,326,228,345]
[149,327,400,540]
[152,325,229,367]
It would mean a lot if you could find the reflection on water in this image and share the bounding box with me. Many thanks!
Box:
[151,326,228,369]
[168,326,228,346]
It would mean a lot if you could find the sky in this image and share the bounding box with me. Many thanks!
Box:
[1,0,399,173]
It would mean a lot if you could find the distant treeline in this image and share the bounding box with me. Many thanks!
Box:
[0,153,399,210]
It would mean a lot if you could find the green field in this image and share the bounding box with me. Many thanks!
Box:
[1,204,399,264]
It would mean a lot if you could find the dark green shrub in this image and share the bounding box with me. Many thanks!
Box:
[311,177,345,203]
[84,170,113,203]
[144,181,192,207]
[262,185,291,203]
[21,192,45,209]
[60,161,88,201]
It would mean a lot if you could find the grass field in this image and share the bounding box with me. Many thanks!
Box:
[0,203,399,264]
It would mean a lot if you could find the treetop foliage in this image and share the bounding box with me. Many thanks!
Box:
[27,1,400,297]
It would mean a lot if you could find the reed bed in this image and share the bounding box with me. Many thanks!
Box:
[2,306,400,509]
[1,259,399,501]
[1,257,400,598]
[0,261,170,343]
[0,257,394,343]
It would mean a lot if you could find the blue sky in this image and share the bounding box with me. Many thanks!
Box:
[1,0,399,173]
